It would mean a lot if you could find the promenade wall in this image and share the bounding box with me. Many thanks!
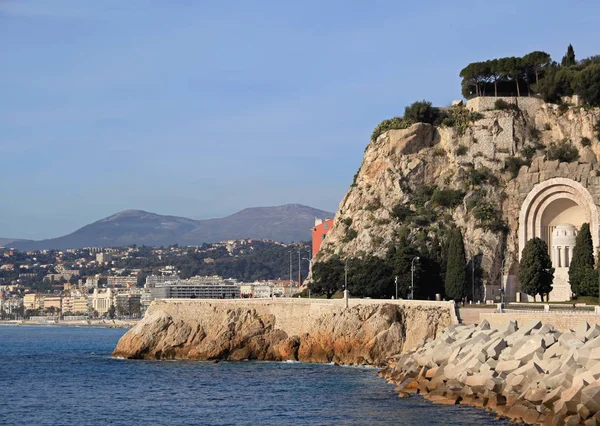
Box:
[480,311,600,331]
[150,298,458,348]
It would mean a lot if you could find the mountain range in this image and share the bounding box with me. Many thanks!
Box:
[3,204,334,250]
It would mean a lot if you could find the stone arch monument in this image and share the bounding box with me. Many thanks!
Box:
[518,177,600,301]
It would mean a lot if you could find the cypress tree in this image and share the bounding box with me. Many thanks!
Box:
[445,228,467,301]
[561,44,576,67]
[569,223,595,296]
[519,238,554,301]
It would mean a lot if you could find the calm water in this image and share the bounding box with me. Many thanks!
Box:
[0,326,507,425]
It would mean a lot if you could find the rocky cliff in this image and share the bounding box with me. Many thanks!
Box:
[314,97,600,293]
[112,299,454,365]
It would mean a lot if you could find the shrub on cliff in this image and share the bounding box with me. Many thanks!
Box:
[546,140,579,162]
[371,100,445,141]
[569,223,596,297]
[403,100,445,126]
[518,237,554,301]
[371,116,413,141]
[431,188,465,208]
[444,228,468,301]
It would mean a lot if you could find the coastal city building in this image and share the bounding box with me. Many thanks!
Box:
[311,217,334,257]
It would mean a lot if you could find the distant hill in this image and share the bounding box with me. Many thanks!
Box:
[9,204,334,250]
[0,238,33,248]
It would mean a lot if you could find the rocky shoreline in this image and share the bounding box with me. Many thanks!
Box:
[112,300,453,365]
[380,319,600,425]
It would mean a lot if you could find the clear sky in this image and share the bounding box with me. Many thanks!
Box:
[1,1,599,240]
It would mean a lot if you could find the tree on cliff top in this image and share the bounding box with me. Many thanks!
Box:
[562,44,576,67]
[569,223,596,296]
[444,228,467,301]
[519,238,554,301]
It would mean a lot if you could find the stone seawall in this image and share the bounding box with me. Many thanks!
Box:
[112,299,455,365]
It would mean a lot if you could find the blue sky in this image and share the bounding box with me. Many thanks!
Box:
[1,1,599,239]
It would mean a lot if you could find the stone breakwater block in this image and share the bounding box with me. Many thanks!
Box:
[477,319,491,330]
[496,359,522,374]
[586,325,600,341]
[543,387,563,409]
[559,331,585,348]
[507,403,539,424]
[465,373,492,393]
[565,415,583,425]
[485,338,507,360]
[513,336,546,362]
[576,322,591,340]
[518,320,543,336]
[432,344,452,364]
[581,382,600,413]
[583,335,600,350]
[486,378,504,393]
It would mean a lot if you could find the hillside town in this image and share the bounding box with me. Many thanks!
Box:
[0,239,311,321]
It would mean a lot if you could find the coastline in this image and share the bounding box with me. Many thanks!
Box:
[0,319,137,329]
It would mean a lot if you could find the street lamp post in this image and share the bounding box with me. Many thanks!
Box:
[344,259,349,309]
[395,276,398,300]
[411,257,420,300]
[472,253,475,304]
[500,258,506,305]
[289,251,292,287]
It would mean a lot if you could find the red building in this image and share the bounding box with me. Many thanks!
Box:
[311,218,334,257]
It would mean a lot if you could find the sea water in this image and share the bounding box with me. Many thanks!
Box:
[0,326,508,425]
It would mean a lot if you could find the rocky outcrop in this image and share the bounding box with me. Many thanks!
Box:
[382,319,600,425]
[313,98,600,293]
[112,299,453,365]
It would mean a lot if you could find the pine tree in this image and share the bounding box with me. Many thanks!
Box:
[519,238,554,301]
[445,228,467,301]
[569,223,595,296]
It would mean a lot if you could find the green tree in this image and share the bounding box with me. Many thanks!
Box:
[523,51,551,86]
[388,236,422,299]
[518,238,554,301]
[348,255,393,298]
[108,305,116,319]
[573,64,600,106]
[310,258,344,299]
[569,223,595,296]
[561,44,576,67]
[444,228,467,301]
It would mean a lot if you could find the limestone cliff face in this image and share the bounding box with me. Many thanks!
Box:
[315,97,600,292]
[112,300,453,365]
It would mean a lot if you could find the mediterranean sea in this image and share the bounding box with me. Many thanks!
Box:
[0,326,508,425]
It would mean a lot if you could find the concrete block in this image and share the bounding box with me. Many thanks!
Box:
[485,338,507,360]
[477,319,490,330]
[543,387,563,408]
[564,415,583,425]
[581,382,600,413]
[513,336,546,362]
[544,342,567,360]
[496,359,522,374]
[464,373,493,393]
[518,319,542,336]
[559,331,585,348]
[579,403,591,420]
[432,343,452,364]
[577,322,591,341]
[523,388,547,404]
